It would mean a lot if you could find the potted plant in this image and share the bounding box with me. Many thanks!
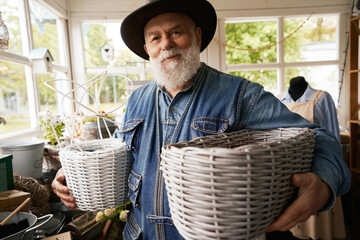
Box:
[39,111,67,174]
[82,111,118,140]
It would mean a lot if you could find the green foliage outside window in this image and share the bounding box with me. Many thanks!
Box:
[225,16,337,93]
[225,20,278,65]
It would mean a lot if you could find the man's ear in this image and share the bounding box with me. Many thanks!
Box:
[144,44,149,55]
[195,27,202,48]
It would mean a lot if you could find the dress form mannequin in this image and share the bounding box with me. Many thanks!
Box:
[289,76,308,101]
[280,77,346,240]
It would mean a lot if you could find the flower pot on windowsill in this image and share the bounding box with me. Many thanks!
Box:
[43,145,62,178]
[84,120,115,127]
[82,121,118,140]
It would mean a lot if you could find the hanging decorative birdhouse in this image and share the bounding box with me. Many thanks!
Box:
[101,43,114,63]
[29,48,54,73]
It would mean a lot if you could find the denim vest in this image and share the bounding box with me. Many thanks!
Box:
[115,63,350,240]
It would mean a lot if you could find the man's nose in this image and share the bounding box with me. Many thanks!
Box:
[160,36,174,50]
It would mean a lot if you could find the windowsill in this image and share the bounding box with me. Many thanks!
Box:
[0,128,42,144]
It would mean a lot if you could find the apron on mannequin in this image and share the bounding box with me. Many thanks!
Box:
[285,90,346,240]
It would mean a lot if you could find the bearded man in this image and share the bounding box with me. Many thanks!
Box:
[52,0,350,239]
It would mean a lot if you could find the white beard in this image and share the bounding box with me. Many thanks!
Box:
[150,39,201,91]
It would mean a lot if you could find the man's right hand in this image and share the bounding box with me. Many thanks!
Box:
[51,168,77,210]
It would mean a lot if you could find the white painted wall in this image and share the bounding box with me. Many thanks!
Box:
[67,0,351,15]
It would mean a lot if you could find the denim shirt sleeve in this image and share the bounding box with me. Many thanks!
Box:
[241,82,351,211]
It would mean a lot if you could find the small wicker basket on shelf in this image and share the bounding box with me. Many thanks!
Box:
[161,128,315,240]
[59,138,133,211]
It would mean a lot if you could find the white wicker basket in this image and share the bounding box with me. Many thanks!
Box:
[59,138,133,211]
[161,128,315,240]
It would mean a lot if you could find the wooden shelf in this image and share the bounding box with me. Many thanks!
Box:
[351,15,360,21]
[350,120,360,124]
[349,16,360,225]
[341,131,350,144]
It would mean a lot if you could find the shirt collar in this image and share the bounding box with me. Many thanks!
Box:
[281,84,316,102]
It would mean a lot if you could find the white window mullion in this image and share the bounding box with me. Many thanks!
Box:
[55,17,74,115]
[219,18,227,72]
[57,18,67,67]
[277,17,285,96]
[227,63,280,72]
[19,0,33,54]
[284,60,339,68]
[69,17,88,114]
[19,0,39,128]
[0,51,31,65]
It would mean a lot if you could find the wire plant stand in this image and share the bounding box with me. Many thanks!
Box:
[44,71,134,211]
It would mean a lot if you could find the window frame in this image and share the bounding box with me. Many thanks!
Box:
[220,14,342,97]
[0,0,71,142]
[70,17,152,111]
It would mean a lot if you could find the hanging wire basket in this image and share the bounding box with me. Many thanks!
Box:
[161,127,315,240]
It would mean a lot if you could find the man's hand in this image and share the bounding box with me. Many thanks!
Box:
[51,168,77,210]
[266,172,331,232]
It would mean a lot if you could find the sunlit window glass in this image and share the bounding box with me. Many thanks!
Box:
[228,70,277,93]
[37,73,58,113]
[0,0,22,54]
[30,0,60,63]
[82,22,144,68]
[83,73,132,112]
[0,61,29,134]
[285,65,339,104]
[284,16,338,63]
[225,20,277,65]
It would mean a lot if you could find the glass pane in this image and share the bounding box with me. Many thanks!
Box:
[0,0,22,54]
[284,65,339,104]
[30,0,60,63]
[37,73,58,112]
[225,20,277,65]
[228,70,277,94]
[284,15,338,62]
[82,22,144,68]
[0,61,29,134]
[84,73,132,113]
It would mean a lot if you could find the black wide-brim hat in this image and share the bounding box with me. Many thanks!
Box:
[120,0,217,60]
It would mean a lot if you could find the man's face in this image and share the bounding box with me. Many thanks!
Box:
[143,13,202,91]
[143,12,201,66]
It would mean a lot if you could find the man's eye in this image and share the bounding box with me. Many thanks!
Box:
[152,36,159,42]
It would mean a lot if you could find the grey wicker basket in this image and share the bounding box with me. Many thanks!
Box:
[59,138,133,211]
[161,128,315,240]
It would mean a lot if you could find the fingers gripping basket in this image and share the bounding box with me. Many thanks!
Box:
[161,128,315,240]
[59,138,133,211]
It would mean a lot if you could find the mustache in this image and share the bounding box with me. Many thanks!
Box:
[156,49,183,62]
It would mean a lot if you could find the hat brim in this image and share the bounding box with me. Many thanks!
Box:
[120,0,217,60]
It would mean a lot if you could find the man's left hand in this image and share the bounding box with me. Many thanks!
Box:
[266,172,331,232]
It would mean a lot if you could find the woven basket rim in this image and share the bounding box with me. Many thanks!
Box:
[60,138,125,156]
[163,127,314,152]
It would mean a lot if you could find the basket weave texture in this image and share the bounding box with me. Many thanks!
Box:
[59,138,133,211]
[161,128,315,240]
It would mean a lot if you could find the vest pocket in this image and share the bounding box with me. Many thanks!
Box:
[119,118,144,151]
[123,211,142,240]
[128,170,142,208]
[191,117,229,138]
